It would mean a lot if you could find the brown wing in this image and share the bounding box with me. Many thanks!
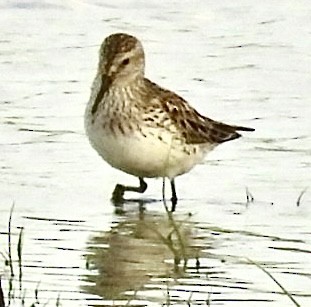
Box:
[144,79,254,145]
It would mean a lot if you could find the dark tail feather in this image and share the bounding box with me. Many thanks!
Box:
[234,125,255,132]
[208,120,254,144]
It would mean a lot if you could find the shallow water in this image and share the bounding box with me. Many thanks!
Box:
[0,1,310,306]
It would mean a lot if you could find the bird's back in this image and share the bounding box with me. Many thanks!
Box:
[142,78,254,146]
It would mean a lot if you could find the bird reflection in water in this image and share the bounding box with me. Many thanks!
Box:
[83,198,199,302]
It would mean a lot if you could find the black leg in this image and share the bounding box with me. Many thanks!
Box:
[170,179,178,212]
[112,177,147,203]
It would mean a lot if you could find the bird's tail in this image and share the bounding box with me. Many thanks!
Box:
[205,118,255,144]
[234,125,255,132]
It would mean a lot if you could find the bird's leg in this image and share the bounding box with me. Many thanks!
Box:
[112,177,147,203]
[170,179,178,212]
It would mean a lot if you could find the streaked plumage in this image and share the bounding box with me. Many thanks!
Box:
[85,33,254,210]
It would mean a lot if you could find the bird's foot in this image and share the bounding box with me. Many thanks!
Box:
[111,178,148,205]
[111,184,125,204]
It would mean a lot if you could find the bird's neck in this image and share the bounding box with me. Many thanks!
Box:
[88,73,147,119]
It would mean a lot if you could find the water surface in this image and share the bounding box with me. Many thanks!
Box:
[0,1,310,306]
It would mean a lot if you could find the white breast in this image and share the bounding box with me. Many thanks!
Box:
[86,118,213,179]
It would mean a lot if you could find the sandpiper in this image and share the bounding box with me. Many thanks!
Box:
[84,33,254,210]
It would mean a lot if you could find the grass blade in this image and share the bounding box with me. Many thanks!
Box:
[247,257,300,307]
[8,203,15,277]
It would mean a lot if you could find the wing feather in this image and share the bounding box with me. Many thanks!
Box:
[144,79,254,145]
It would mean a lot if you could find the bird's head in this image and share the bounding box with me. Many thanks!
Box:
[98,33,145,86]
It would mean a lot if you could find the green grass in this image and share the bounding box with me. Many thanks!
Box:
[1,205,61,307]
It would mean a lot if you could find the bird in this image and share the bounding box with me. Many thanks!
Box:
[84,33,254,211]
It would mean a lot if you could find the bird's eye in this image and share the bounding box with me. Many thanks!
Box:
[121,58,130,66]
